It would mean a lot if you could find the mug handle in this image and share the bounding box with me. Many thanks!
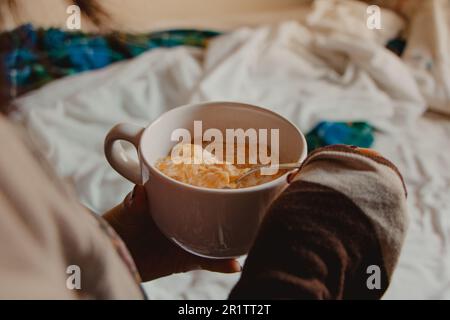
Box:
[104,123,145,185]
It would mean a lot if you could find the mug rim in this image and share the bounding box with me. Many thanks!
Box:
[139,101,308,194]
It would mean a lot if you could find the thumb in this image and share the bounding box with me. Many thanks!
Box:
[124,185,148,211]
[195,258,242,274]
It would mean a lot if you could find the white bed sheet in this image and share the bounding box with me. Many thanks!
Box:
[9,0,450,299]
[375,113,450,299]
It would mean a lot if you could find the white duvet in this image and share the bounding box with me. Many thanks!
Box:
[10,0,450,299]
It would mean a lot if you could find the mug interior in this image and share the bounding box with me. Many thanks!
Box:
[140,101,306,188]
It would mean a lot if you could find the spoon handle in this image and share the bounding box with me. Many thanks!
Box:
[235,162,302,184]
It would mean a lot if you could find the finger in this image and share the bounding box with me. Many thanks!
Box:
[287,169,301,184]
[354,147,381,157]
[124,184,148,213]
[197,258,242,274]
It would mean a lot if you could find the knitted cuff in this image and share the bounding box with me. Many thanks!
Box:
[230,145,408,300]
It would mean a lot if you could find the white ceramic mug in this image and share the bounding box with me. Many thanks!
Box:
[104,102,307,258]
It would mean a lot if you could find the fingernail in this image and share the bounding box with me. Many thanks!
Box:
[131,185,137,200]
[232,260,243,272]
[287,171,299,184]
[123,187,136,208]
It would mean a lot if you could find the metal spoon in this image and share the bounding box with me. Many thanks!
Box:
[224,162,302,189]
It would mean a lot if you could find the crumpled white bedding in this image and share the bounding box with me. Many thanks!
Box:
[375,113,450,300]
[10,0,450,299]
[402,0,450,116]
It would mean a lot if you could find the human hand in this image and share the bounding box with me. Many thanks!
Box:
[104,185,241,282]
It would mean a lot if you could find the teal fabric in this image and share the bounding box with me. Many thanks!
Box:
[0,24,220,97]
[306,122,374,152]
